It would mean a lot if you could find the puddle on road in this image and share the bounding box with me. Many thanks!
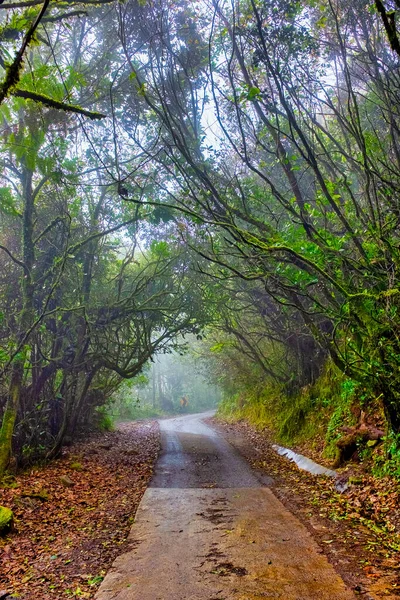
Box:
[272,444,336,478]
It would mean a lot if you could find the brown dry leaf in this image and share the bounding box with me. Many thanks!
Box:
[0,421,160,599]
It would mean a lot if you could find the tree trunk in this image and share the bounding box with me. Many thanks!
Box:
[380,387,400,437]
[0,368,23,476]
[152,362,156,408]
[0,165,35,478]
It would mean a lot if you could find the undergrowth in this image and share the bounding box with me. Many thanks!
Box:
[372,432,400,478]
[218,360,360,459]
[113,403,165,421]
[217,353,400,478]
[94,406,115,431]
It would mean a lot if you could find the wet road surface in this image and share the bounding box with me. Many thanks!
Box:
[150,410,271,488]
[95,412,354,600]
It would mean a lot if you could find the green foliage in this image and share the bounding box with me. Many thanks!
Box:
[3,0,400,480]
[0,187,19,216]
[218,388,274,429]
[324,379,359,458]
[110,381,164,420]
[278,390,318,444]
[217,357,360,459]
[95,407,114,432]
[87,575,104,587]
[218,383,322,445]
[218,382,281,431]
[150,240,170,257]
[246,86,261,101]
[117,0,400,445]
[0,506,13,533]
[372,433,400,478]
[115,402,164,421]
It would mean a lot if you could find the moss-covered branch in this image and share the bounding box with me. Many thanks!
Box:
[0,0,115,7]
[239,231,351,299]
[13,88,107,120]
[0,0,51,105]
[42,10,87,23]
[375,0,400,56]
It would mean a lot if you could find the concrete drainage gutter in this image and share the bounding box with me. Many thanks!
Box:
[272,444,337,478]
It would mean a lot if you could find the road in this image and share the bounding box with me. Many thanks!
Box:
[150,410,271,488]
[95,412,354,600]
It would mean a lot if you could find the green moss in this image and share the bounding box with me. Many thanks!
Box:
[70,462,84,472]
[217,383,280,431]
[348,476,363,485]
[372,432,400,478]
[13,88,107,120]
[324,378,359,458]
[218,359,358,456]
[0,506,13,533]
[277,390,316,443]
[0,403,18,478]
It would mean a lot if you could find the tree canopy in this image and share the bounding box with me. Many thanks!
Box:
[1,0,400,473]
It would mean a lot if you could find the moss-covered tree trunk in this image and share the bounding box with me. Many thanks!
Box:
[378,379,400,437]
[0,370,23,476]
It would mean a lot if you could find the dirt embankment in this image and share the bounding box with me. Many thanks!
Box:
[0,421,160,599]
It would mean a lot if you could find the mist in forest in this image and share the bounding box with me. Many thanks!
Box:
[110,349,221,420]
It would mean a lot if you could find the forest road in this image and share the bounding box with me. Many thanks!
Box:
[95,412,354,600]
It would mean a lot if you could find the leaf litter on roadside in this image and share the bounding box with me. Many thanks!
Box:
[0,421,160,599]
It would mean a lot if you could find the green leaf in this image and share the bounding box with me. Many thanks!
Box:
[150,240,169,257]
[247,86,261,101]
[210,342,225,353]
[0,347,9,363]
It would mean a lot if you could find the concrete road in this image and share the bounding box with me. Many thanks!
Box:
[95,412,354,600]
[150,410,272,488]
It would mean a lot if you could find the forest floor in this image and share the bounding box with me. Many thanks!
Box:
[210,417,400,599]
[0,421,159,599]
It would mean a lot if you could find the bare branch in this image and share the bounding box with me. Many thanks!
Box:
[0,244,29,275]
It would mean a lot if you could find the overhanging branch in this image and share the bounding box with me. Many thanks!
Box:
[0,0,115,7]
[13,88,107,119]
[0,0,50,105]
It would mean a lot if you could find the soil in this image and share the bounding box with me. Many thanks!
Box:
[0,421,160,599]
[209,417,400,600]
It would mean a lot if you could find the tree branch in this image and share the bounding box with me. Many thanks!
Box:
[13,88,107,119]
[0,0,51,105]
[0,0,114,7]
[43,9,87,22]
[0,244,29,275]
[375,0,400,56]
